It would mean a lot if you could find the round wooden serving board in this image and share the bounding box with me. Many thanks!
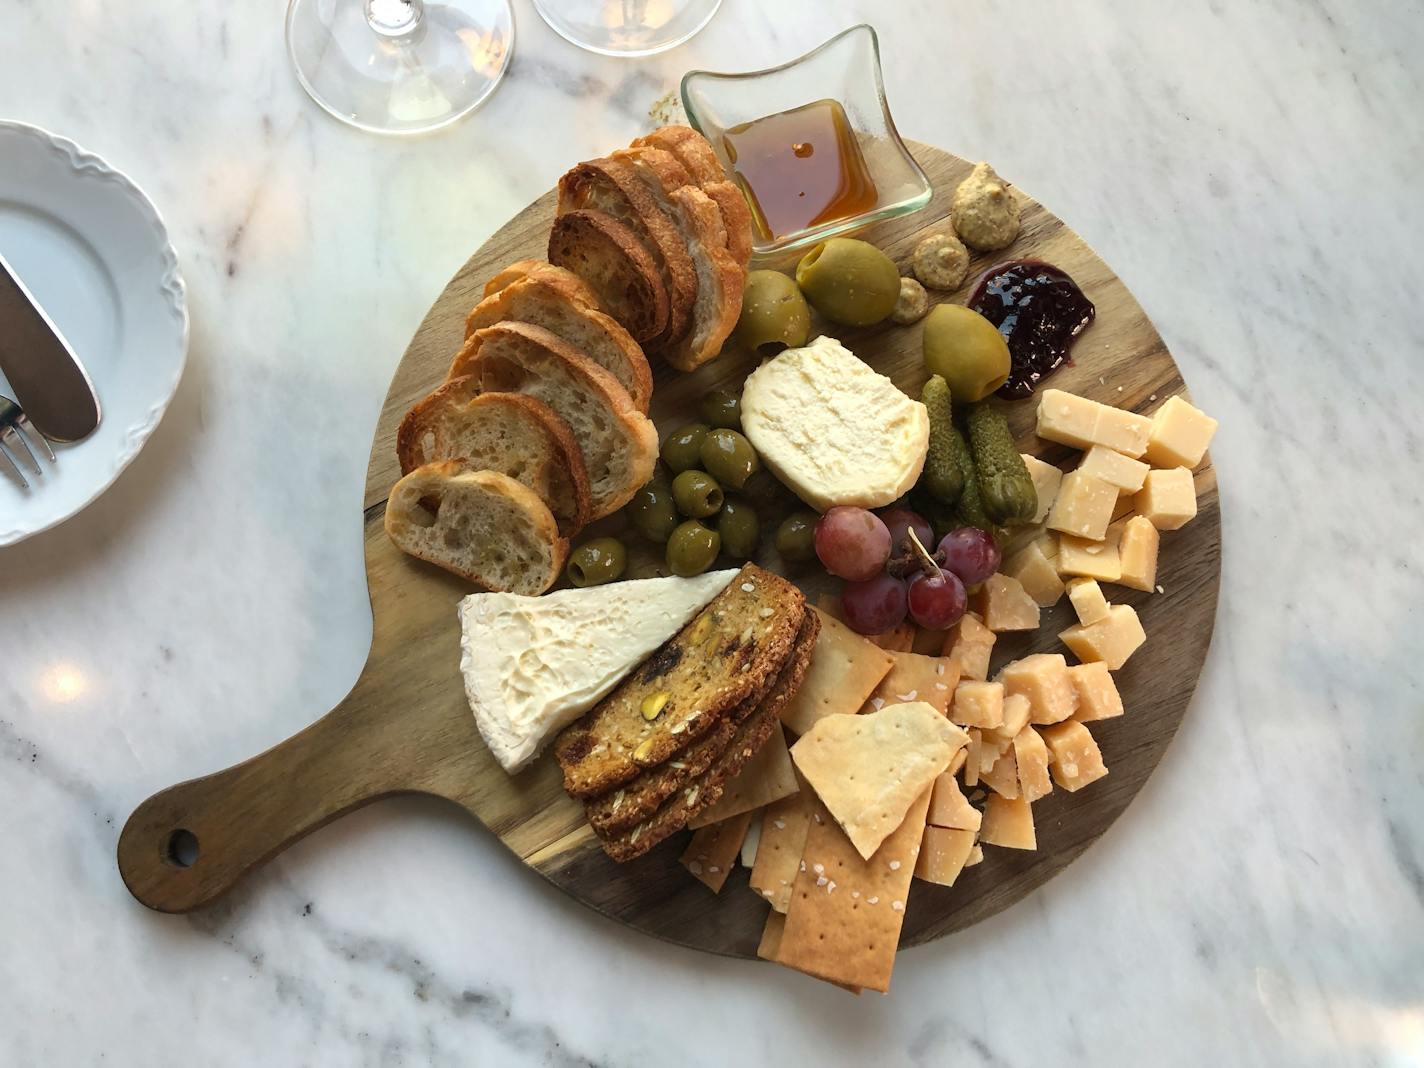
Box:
[118,143,1220,958]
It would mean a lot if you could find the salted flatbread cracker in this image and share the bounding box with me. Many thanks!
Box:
[749,786,813,912]
[679,811,753,893]
[791,702,966,860]
[780,608,894,737]
[688,723,796,828]
[860,651,961,716]
[775,791,931,993]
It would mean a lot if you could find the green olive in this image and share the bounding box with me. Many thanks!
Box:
[794,238,900,327]
[775,511,820,563]
[699,389,743,431]
[716,497,760,560]
[666,521,721,577]
[672,469,724,518]
[626,475,679,543]
[660,423,710,474]
[699,428,760,490]
[736,270,811,353]
[922,304,1011,402]
[566,538,627,588]
[741,466,794,511]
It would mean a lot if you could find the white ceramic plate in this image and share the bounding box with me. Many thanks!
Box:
[0,121,188,546]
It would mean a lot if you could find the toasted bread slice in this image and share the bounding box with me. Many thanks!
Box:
[558,158,696,350]
[554,564,805,798]
[548,210,668,344]
[384,461,567,595]
[449,322,657,519]
[632,126,754,267]
[396,387,591,536]
[483,259,594,300]
[465,276,652,412]
[586,609,819,836]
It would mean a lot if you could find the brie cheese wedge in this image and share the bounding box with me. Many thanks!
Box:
[459,570,738,773]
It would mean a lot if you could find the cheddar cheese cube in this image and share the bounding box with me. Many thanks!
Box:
[975,574,1041,632]
[915,826,978,886]
[1134,468,1197,530]
[980,794,1036,850]
[1047,470,1118,541]
[951,680,1005,729]
[1039,721,1109,792]
[942,613,996,681]
[1060,605,1146,670]
[1068,662,1124,722]
[1078,445,1149,492]
[1117,515,1160,592]
[999,653,1079,725]
[1014,727,1053,803]
[1021,453,1063,524]
[927,772,981,831]
[1056,530,1123,582]
[1145,395,1217,469]
[1091,405,1154,458]
[1066,577,1111,624]
[1004,538,1066,608]
[1035,389,1100,449]
[984,693,1032,749]
[981,747,1020,798]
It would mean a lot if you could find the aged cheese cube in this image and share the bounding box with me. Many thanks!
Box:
[1068,662,1124,721]
[1145,395,1217,469]
[1066,577,1110,624]
[1092,406,1154,458]
[951,680,1004,729]
[984,693,1032,750]
[948,746,968,776]
[1078,445,1149,492]
[1134,467,1197,530]
[1047,470,1118,541]
[1014,727,1053,802]
[999,653,1079,725]
[965,844,984,867]
[980,794,1036,850]
[981,747,1020,798]
[1021,454,1064,524]
[915,825,978,886]
[1060,605,1146,670]
[975,573,1041,632]
[1117,516,1160,592]
[980,725,1012,770]
[1039,721,1109,792]
[1056,530,1123,582]
[1005,539,1066,608]
[1035,389,1100,449]
[941,612,996,681]
[963,729,982,787]
[927,772,981,831]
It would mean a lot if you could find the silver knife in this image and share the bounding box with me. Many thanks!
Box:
[0,251,101,442]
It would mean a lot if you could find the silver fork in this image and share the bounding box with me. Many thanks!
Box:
[0,394,56,489]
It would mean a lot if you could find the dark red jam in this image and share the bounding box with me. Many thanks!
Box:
[968,260,1096,399]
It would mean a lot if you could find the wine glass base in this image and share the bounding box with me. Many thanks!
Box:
[532,0,722,57]
[287,0,515,135]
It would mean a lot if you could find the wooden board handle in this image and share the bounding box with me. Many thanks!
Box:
[117,673,421,912]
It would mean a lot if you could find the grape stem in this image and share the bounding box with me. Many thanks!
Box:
[906,528,939,576]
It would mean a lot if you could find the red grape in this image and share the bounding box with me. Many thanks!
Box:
[877,507,933,554]
[936,527,1000,586]
[907,568,968,629]
[841,574,909,635]
[815,507,892,582]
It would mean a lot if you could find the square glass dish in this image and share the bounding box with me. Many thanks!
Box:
[681,24,932,260]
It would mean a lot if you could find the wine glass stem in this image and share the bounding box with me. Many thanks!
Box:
[366,0,423,38]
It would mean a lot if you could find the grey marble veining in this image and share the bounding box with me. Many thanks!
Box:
[2,0,1422,1064]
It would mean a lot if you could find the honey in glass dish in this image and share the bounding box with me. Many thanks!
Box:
[722,98,878,241]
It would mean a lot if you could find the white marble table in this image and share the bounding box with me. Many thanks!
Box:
[3,1,1422,1064]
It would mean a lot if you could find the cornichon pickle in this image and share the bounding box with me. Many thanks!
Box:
[950,427,993,534]
[966,402,1037,524]
[920,375,964,505]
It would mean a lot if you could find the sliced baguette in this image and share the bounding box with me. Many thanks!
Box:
[632,125,754,267]
[449,321,657,519]
[396,387,591,535]
[548,210,668,344]
[385,461,567,595]
[465,275,652,412]
[483,259,590,300]
[558,158,696,349]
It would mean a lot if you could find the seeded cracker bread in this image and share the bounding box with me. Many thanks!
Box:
[586,610,819,836]
[555,564,803,797]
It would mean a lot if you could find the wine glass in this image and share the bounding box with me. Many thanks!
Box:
[532,0,722,57]
[287,0,515,135]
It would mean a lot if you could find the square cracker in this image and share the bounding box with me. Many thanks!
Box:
[750,786,813,912]
[776,790,932,993]
[791,702,966,860]
[816,594,913,653]
[780,608,894,737]
[689,724,797,828]
[757,909,787,961]
[861,652,961,717]
[679,811,753,893]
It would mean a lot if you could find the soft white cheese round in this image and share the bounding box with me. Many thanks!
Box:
[741,336,929,511]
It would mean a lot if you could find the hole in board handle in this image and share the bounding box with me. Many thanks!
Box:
[166,828,200,868]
